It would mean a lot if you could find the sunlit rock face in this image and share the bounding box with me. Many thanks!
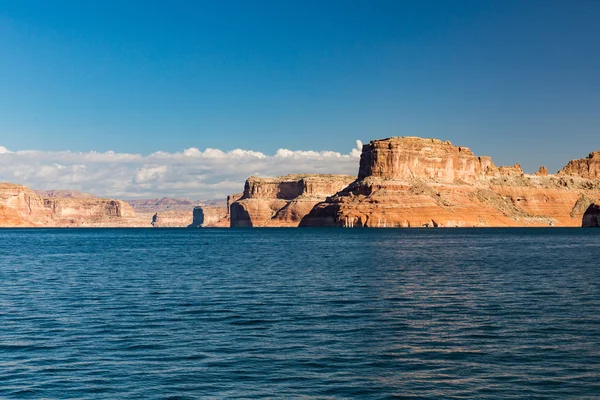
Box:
[149,210,195,227]
[0,182,147,227]
[357,137,494,182]
[301,137,600,228]
[559,151,600,179]
[229,174,355,227]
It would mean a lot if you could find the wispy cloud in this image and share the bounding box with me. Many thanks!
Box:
[0,142,362,199]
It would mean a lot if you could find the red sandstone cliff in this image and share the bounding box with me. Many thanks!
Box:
[0,182,147,227]
[357,137,494,182]
[300,137,600,228]
[558,152,600,179]
[229,174,355,227]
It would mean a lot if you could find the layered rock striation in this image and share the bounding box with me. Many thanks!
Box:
[230,175,355,227]
[358,137,493,182]
[301,137,600,228]
[149,210,195,227]
[188,205,229,227]
[0,183,147,227]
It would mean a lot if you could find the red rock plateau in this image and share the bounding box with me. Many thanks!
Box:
[300,137,600,228]
[0,183,148,227]
[229,175,356,227]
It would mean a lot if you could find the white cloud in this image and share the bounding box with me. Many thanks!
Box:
[0,144,360,200]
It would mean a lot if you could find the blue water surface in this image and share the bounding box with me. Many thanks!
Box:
[1,228,599,399]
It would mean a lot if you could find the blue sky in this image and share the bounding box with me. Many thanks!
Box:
[0,0,599,192]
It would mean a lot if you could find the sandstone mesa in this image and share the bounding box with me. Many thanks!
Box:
[229,174,355,227]
[300,137,600,227]
[0,183,144,227]
[1,136,599,228]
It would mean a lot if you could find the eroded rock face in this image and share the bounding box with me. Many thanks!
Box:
[0,204,31,226]
[230,174,355,227]
[486,163,524,177]
[0,183,55,226]
[559,152,600,179]
[582,204,600,227]
[301,137,600,228]
[358,137,494,182]
[188,206,228,227]
[535,166,549,176]
[0,182,146,227]
[149,210,195,227]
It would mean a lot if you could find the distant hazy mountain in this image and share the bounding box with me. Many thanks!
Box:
[127,197,226,212]
[35,190,98,199]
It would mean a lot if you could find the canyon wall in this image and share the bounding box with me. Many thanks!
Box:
[301,137,600,228]
[1,183,229,228]
[0,183,147,227]
[188,205,229,227]
[358,137,494,182]
[149,210,194,227]
[229,174,355,227]
[0,183,54,226]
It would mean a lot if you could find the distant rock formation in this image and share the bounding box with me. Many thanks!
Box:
[0,183,54,226]
[486,163,524,177]
[535,166,549,176]
[35,190,98,199]
[300,137,600,228]
[229,174,355,227]
[582,204,600,227]
[559,151,600,179]
[150,210,194,227]
[188,205,228,227]
[127,197,198,212]
[0,182,147,227]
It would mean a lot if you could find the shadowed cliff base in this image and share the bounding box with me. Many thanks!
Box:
[582,204,600,227]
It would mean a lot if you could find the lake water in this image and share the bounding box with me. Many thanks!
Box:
[1,228,599,399]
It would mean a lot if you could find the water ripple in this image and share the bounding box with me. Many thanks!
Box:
[0,228,599,398]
